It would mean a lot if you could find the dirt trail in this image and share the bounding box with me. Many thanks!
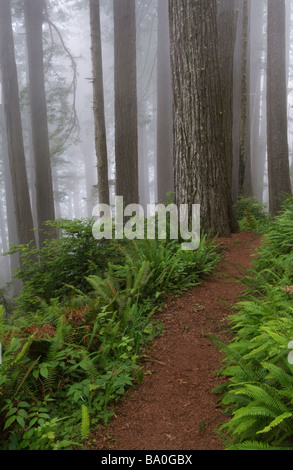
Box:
[89,232,262,451]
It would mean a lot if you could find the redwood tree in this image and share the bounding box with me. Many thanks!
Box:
[156,0,174,203]
[24,0,56,244]
[217,0,237,188]
[90,0,110,205]
[267,0,292,215]
[0,0,36,246]
[113,0,139,207]
[169,0,238,236]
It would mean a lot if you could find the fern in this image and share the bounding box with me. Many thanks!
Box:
[256,412,293,435]
[227,441,291,450]
[80,404,90,440]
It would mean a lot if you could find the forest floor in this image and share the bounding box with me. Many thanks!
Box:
[87,231,262,451]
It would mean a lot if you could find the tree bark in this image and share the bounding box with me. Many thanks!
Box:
[267,0,292,215]
[217,0,237,188]
[232,0,253,202]
[24,0,56,244]
[90,0,110,206]
[239,0,253,198]
[0,0,36,247]
[156,0,174,203]
[113,0,139,207]
[169,0,238,237]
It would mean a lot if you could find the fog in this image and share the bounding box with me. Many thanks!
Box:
[0,0,293,292]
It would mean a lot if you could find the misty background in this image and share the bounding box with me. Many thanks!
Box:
[0,0,293,289]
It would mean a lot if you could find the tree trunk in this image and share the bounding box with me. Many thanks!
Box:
[250,0,266,201]
[267,0,292,215]
[169,0,238,237]
[24,0,56,244]
[232,0,253,202]
[156,0,174,203]
[239,0,253,198]
[0,0,36,247]
[90,0,110,206]
[217,0,237,188]
[0,90,21,295]
[113,0,139,207]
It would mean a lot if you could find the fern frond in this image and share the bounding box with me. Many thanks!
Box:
[81,404,90,440]
[227,440,292,450]
[234,384,289,415]
[256,412,293,435]
[262,362,293,390]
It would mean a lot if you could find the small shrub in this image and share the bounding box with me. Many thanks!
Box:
[235,196,270,233]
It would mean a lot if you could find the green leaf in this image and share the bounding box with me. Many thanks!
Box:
[17,409,29,418]
[16,415,26,428]
[40,366,49,379]
[29,417,38,427]
[4,415,16,430]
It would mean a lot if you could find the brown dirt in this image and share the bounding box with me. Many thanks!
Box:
[88,231,262,451]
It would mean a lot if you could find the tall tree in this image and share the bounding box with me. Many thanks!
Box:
[232,0,253,202]
[250,0,267,202]
[0,88,21,295]
[90,0,110,206]
[156,0,174,203]
[239,0,253,198]
[0,0,35,247]
[267,0,292,215]
[169,0,238,236]
[113,0,139,207]
[217,0,237,188]
[24,0,56,244]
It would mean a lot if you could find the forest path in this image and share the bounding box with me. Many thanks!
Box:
[88,232,262,451]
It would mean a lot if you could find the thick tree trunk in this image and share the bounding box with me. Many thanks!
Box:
[90,0,110,206]
[0,0,36,247]
[267,0,292,215]
[24,0,56,244]
[217,0,237,188]
[156,0,174,203]
[113,0,139,207]
[169,0,238,237]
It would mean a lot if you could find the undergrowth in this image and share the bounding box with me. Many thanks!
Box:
[0,218,220,450]
[235,195,270,233]
[214,196,293,450]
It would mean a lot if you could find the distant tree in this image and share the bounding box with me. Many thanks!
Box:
[113,0,139,206]
[90,0,110,205]
[24,0,56,244]
[0,0,36,247]
[169,0,238,236]
[267,0,292,214]
[232,0,253,202]
[0,91,21,295]
[250,0,267,202]
[156,0,174,203]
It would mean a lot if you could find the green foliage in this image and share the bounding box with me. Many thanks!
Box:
[7,218,125,313]
[1,218,219,449]
[215,198,293,450]
[235,196,270,233]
